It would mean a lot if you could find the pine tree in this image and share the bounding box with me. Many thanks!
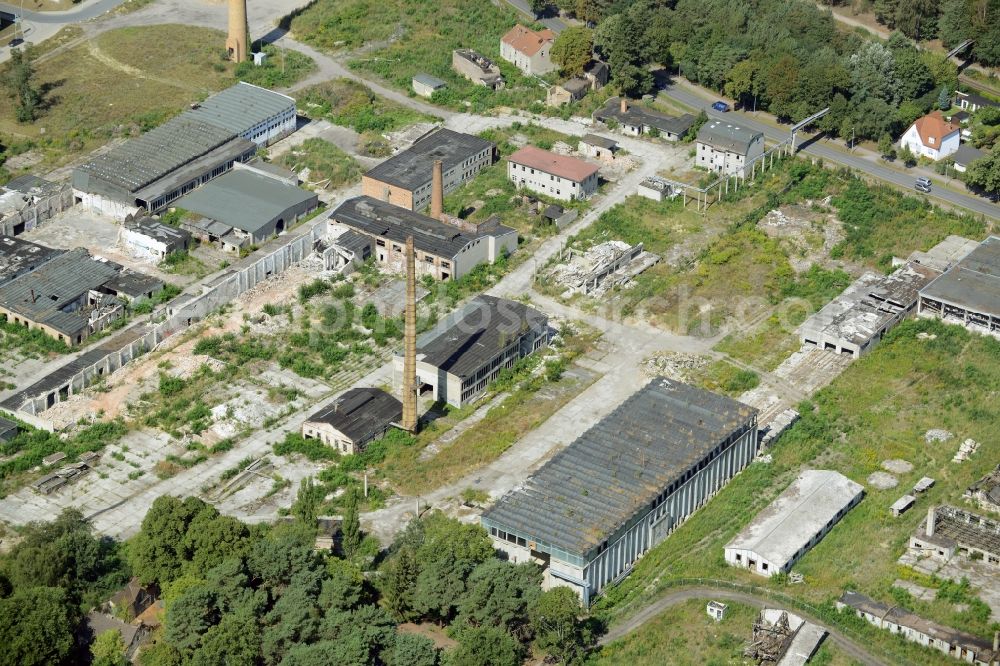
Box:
[341,489,360,558]
[937,85,951,111]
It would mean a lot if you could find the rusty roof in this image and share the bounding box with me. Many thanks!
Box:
[910,111,959,149]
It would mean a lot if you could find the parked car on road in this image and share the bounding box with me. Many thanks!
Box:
[712,101,730,112]
[915,177,931,193]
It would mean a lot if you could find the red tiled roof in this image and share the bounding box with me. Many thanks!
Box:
[911,111,959,149]
[501,24,555,57]
[507,145,599,182]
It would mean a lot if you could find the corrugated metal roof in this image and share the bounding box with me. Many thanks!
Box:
[483,378,758,559]
[186,82,295,136]
[76,117,237,193]
[175,170,317,235]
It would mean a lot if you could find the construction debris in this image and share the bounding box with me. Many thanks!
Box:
[925,429,953,444]
[745,609,826,666]
[641,352,708,382]
[953,438,980,463]
[549,241,660,297]
[759,408,799,448]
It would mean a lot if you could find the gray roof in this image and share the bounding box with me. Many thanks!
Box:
[697,120,763,155]
[175,170,317,235]
[956,90,1000,109]
[332,229,372,256]
[953,144,986,166]
[304,388,402,445]
[75,117,237,194]
[0,248,120,333]
[595,98,696,135]
[413,73,447,89]
[920,235,1000,318]
[186,82,296,137]
[331,196,479,259]
[0,236,64,285]
[364,128,494,191]
[103,270,164,299]
[124,217,192,248]
[580,134,617,150]
[483,378,758,559]
[4,174,56,195]
[0,416,17,441]
[838,590,999,656]
[725,470,864,568]
[416,295,547,379]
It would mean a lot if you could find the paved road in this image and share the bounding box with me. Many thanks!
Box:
[0,0,124,23]
[599,586,888,666]
[662,81,1000,221]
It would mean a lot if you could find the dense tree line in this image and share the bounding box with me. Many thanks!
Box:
[864,0,1000,65]
[0,495,593,665]
[559,0,964,142]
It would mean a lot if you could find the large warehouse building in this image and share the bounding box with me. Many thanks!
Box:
[482,378,759,605]
[918,235,1000,338]
[73,83,297,220]
[392,295,549,407]
[724,470,864,577]
[328,196,516,281]
[361,128,495,211]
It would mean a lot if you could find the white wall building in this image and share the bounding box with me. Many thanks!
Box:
[899,111,960,161]
[499,24,556,76]
[725,470,864,577]
[696,120,765,177]
[507,145,599,201]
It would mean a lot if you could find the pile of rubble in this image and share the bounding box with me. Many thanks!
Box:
[953,438,980,463]
[744,610,796,664]
[641,352,708,382]
[548,241,660,298]
[925,429,953,444]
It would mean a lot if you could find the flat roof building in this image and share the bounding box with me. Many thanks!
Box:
[799,262,939,357]
[725,470,864,577]
[412,73,447,99]
[394,294,548,408]
[918,235,1000,338]
[329,196,516,281]
[301,387,402,455]
[837,590,999,665]
[175,169,319,244]
[362,128,495,211]
[507,145,599,201]
[909,505,1000,568]
[119,216,192,262]
[483,378,758,604]
[696,120,765,177]
[0,235,63,285]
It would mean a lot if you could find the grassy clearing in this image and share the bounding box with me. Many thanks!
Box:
[595,318,1000,662]
[278,138,362,190]
[0,25,314,170]
[290,0,549,112]
[296,79,439,134]
[569,195,706,256]
[690,359,760,397]
[714,314,803,371]
[589,598,860,665]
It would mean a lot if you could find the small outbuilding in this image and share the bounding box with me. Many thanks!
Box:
[891,494,916,517]
[412,73,447,99]
[913,476,935,494]
[301,387,402,455]
[725,470,864,577]
[578,134,618,162]
[952,144,986,173]
[706,601,728,621]
[119,216,192,261]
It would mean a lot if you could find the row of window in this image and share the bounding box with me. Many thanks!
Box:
[490,527,527,548]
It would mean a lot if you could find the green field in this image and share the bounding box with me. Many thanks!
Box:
[595,318,1000,664]
[290,0,551,112]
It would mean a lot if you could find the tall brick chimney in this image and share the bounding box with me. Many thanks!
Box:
[620,97,628,114]
[431,159,444,220]
[401,236,419,432]
[926,506,936,537]
[226,0,248,63]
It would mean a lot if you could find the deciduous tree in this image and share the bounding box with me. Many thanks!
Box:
[551,27,594,77]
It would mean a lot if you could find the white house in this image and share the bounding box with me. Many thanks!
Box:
[507,145,599,201]
[900,111,960,161]
[696,120,765,177]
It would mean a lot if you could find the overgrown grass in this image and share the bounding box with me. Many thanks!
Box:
[296,79,439,133]
[278,138,362,190]
[235,44,316,89]
[595,318,1000,659]
[291,0,549,112]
